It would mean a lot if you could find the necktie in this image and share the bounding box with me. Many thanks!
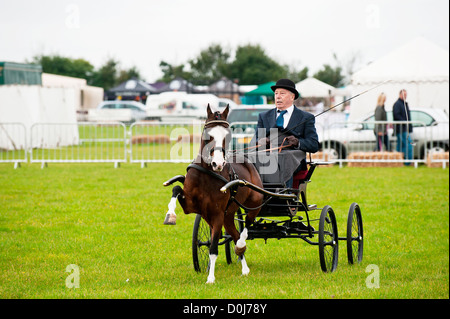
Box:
[276,110,287,129]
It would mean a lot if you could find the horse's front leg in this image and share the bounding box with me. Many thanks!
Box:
[206,224,222,284]
[163,185,183,225]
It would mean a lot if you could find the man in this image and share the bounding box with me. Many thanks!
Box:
[393,89,413,165]
[255,78,319,186]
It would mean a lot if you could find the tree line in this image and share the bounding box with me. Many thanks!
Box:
[31,43,349,91]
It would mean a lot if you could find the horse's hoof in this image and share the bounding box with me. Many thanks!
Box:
[235,245,247,257]
[163,213,176,225]
[206,277,215,284]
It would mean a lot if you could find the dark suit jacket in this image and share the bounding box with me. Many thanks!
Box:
[256,106,319,153]
[393,98,413,134]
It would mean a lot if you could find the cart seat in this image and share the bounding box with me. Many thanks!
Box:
[292,170,308,189]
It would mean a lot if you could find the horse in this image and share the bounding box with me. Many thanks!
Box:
[163,104,264,284]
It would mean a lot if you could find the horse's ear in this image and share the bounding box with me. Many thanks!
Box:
[206,104,213,118]
[221,104,230,120]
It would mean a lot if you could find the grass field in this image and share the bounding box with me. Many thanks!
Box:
[0,163,448,299]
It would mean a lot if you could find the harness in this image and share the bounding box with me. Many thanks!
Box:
[188,114,270,215]
[186,162,266,215]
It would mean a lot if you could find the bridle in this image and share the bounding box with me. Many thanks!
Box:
[201,119,231,165]
[204,119,230,128]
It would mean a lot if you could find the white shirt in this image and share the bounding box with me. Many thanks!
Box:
[276,105,294,129]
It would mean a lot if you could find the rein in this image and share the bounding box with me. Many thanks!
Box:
[229,136,293,155]
[192,113,278,213]
[187,163,229,184]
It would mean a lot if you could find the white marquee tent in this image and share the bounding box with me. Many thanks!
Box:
[0,85,79,150]
[296,77,336,98]
[349,37,449,120]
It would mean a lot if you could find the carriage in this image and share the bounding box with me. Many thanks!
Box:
[163,105,364,283]
[190,157,364,274]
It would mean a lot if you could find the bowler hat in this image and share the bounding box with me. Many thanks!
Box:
[271,79,299,99]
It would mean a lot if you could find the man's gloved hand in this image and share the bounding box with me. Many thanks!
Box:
[285,135,299,148]
[257,137,270,147]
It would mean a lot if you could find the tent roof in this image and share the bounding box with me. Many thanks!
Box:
[154,77,201,93]
[208,78,240,93]
[352,37,449,84]
[295,77,335,97]
[244,81,276,96]
[108,78,157,94]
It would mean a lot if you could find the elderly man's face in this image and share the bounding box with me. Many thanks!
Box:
[274,88,295,110]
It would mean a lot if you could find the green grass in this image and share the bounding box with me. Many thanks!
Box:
[0,163,448,299]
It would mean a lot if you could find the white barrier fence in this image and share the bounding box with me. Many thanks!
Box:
[129,121,203,166]
[0,121,448,168]
[0,123,27,168]
[29,122,128,168]
[320,120,449,168]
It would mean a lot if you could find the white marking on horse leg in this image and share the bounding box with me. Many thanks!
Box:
[163,197,177,225]
[236,228,248,249]
[240,255,250,276]
[206,254,217,284]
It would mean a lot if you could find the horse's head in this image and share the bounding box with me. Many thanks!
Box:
[202,104,231,172]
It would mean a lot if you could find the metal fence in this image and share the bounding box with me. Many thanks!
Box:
[29,122,127,168]
[129,121,203,166]
[0,123,27,168]
[0,120,448,168]
[320,120,449,168]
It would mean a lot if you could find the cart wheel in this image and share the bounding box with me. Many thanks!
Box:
[319,205,339,272]
[347,203,363,264]
[192,214,211,273]
[225,210,244,264]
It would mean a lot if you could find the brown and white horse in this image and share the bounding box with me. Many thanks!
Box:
[163,105,263,283]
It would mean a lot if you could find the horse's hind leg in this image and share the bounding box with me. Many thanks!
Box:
[224,212,240,245]
[235,227,248,257]
[235,206,261,261]
[163,185,183,225]
[234,225,250,276]
[240,255,250,276]
[224,212,250,275]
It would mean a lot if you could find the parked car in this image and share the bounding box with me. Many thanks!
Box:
[88,101,148,123]
[319,107,449,159]
[227,105,273,150]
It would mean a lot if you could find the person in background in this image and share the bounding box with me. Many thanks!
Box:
[374,93,389,151]
[393,89,413,165]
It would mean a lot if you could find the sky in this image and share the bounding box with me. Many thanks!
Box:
[0,0,448,83]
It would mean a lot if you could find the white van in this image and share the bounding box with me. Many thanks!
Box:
[145,92,236,122]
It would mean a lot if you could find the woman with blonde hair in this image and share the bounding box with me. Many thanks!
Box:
[374,93,389,151]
